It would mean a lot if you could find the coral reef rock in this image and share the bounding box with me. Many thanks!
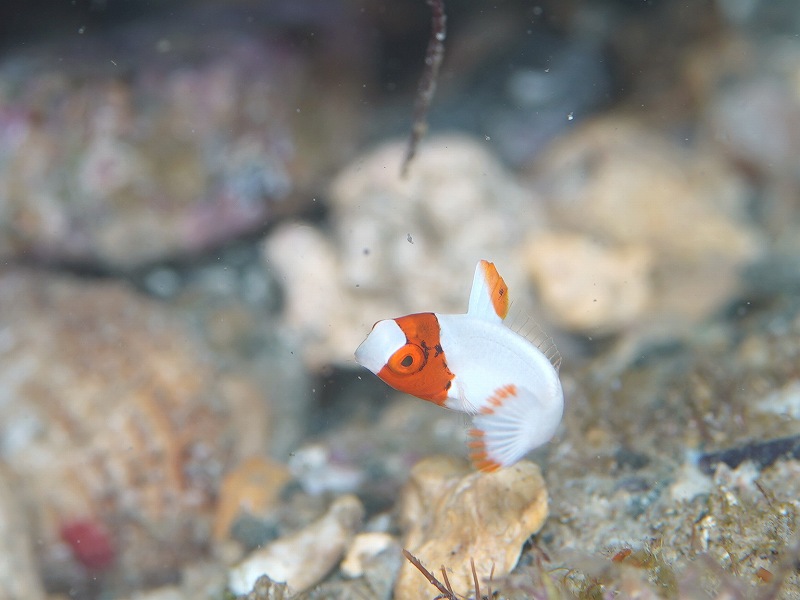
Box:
[394,456,549,600]
[0,270,269,593]
[213,456,291,542]
[264,134,549,368]
[228,494,365,595]
[340,532,402,600]
[526,232,654,333]
[526,117,764,335]
[340,531,399,578]
[0,2,367,269]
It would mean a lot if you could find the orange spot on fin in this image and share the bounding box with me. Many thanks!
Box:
[467,430,504,472]
[467,384,559,470]
[467,260,510,322]
[481,383,517,413]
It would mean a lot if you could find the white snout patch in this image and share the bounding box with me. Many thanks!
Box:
[354,319,406,374]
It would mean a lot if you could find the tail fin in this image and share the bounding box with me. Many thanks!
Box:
[467,384,562,472]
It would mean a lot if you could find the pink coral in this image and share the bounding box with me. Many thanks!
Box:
[59,518,116,572]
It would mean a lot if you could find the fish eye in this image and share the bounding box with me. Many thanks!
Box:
[387,343,426,375]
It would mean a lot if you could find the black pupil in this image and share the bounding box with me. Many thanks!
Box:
[401,355,414,367]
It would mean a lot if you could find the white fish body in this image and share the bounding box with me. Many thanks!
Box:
[355,260,564,471]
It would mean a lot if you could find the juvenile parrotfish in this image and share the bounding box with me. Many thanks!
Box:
[355,260,564,472]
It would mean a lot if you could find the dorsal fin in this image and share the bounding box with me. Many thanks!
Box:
[467,260,562,372]
[467,260,509,323]
[503,304,563,372]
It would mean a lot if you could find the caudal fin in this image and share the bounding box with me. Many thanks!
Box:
[467,383,562,472]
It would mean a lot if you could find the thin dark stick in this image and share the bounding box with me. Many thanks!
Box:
[470,557,481,600]
[440,566,454,595]
[402,549,458,599]
[401,0,447,177]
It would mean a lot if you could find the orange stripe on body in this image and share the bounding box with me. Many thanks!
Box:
[480,260,510,320]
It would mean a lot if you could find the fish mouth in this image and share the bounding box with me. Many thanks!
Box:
[354,318,406,374]
[354,336,380,374]
[354,338,370,367]
[354,340,366,365]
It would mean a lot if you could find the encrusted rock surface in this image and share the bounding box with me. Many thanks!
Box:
[395,457,549,600]
[0,2,799,599]
[213,456,291,542]
[264,134,549,368]
[526,231,654,333]
[0,3,367,269]
[228,494,364,595]
[525,117,764,335]
[0,270,269,593]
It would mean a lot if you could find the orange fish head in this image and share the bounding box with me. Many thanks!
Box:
[355,313,453,405]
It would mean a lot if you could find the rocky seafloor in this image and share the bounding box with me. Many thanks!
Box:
[1,1,799,599]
